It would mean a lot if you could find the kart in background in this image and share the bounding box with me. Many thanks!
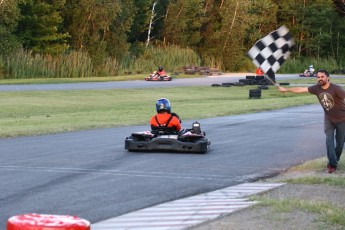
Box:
[125,121,210,153]
[299,71,316,77]
[145,72,172,81]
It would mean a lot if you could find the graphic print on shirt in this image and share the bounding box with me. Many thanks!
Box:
[319,92,334,110]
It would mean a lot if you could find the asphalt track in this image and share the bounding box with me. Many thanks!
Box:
[0,74,337,228]
[0,73,297,92]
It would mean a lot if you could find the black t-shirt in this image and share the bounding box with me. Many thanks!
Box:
[308,83,345,123]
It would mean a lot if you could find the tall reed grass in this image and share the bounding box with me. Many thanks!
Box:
[0,45,201,79]
[0,49,94,79]
[124,45,201,74]
[279,56,343,74]
[1,46,343,79]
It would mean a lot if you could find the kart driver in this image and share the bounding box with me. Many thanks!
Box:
[150,98,182,132]
[157,66,167,77]
[304,64,315,76]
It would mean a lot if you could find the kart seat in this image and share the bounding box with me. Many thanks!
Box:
[151,126,178,135]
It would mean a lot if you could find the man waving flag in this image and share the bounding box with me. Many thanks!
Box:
[247,25,295,83]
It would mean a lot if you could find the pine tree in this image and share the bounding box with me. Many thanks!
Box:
[0,0,21,55]
[16,0,69,55]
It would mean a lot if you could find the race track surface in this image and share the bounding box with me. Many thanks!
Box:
[0,73,302,92]
[0,104,324,228]
[1,73,343,228]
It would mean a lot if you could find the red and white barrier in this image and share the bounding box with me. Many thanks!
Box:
[7,213,90,230]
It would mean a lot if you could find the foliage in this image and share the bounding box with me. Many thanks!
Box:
[199,0,278,71]
[162,0,204,48]
[62,0,130,74]
[0,0,345,78]
[274,0,344,60]
[15,0,70,55]
[0,0,21,55]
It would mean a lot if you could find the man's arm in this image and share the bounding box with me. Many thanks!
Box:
[278,86,309,93]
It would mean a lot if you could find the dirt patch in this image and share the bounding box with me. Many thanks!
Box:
[189,171,345,230]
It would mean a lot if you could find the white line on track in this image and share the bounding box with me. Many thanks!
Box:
[0,165,282,181]
[92,182,284,230]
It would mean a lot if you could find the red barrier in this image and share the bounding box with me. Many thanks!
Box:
[7,213,90,230]
[255,68,264,75]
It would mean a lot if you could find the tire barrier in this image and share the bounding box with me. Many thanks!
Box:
[258,85,269,90]
[221,83,232,87]
[249,89,261,99]
[245,75,256,80]
[211,82,246,87]
[7,213,90,230]
[239,79,252,85]
[255,75,265,81]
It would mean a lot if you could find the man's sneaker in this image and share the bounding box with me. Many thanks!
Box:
[326,163,337,173]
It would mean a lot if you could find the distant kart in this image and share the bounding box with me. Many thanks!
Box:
[145,73,172,81]
[125,121,210,153]
[299,72,316,77]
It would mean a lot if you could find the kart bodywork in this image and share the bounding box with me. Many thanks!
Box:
[145,73,172,81]
[299,72,316,77]
[125,122,210,153]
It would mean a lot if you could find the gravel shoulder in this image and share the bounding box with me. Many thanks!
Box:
[190,159,345,230]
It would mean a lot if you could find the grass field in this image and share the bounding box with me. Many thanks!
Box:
[0,84,317,138]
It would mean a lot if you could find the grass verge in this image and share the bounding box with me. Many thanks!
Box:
[256,197,345,227]
[249,157,345,228]
[0,85,316,138]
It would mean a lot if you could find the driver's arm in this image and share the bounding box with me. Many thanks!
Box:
[278,86,309,93]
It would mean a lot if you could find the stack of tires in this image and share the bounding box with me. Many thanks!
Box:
[249,89,261,99]
[239,75,270,86]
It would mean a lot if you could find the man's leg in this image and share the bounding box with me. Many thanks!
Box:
[335,122,345,162]
[324,119,338,167]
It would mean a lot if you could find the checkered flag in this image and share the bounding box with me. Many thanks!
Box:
[247,25,295,78]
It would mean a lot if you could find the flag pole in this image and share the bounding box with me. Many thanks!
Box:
[265,74,279,87]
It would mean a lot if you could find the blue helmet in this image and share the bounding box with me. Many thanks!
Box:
[156,98,171,113]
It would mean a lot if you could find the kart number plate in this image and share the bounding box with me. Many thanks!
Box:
[160,135,178,139]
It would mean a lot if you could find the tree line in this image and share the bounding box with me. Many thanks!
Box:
[0,0,344,78]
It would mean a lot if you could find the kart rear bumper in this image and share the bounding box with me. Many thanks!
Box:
[125,137,210,153]
[145,76,172,81]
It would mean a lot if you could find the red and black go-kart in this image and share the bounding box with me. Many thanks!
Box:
[125,121,210,153]
[145,72,172,81]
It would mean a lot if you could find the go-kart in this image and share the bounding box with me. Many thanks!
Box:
[145,72,172,81]
[125,121,210,153]
[299,71,316,77]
